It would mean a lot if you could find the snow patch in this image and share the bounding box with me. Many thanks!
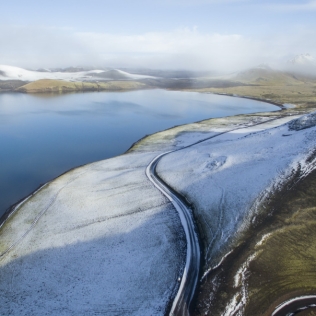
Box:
[255,232,272,248]
[0,65,154,82]
[205,156,227,171]
[288,111,316,131]
[287,53,315,65]
[0,151,185,315]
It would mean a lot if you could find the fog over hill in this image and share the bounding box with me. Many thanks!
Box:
[287,53,315,65]
[1,58,316,96]
[281,53,316,77]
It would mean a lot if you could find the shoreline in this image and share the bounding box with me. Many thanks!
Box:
[0,90,287,227]
[0,84,291,110]
[0,163,89,228]
[1,91,315,315]
[0,91,296,240]
[204,91,287,110]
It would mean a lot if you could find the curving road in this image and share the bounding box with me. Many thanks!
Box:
[146,152,200,316]
[272,295,316,316]
[145,116,289,315]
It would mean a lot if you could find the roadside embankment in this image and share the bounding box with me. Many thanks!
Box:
[193,151,316,316]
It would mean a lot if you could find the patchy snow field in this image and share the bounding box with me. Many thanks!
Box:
[0,65,103,82]
[0,152,186,315]
[0,65,154,82]
[157,113,316,268]
[0,108,315,315]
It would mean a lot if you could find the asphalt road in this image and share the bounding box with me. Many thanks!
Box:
[272,295,316,316]
[146,152,200,316]
[145,116,289,315]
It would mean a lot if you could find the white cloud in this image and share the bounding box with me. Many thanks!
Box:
[1,25,316,72]
[0,25,99,69]
[76,29,262,71]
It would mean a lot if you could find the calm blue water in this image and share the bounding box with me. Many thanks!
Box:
[0,89,278,217]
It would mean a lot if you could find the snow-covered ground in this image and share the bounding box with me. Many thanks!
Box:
[114,69,156,80]
[0,151,186,315]
[0,109,315,315]
[0,65,155,82]
[157,113,316,268]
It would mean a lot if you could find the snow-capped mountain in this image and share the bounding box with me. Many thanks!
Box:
[287,53,315,65]
[0,65,156,82]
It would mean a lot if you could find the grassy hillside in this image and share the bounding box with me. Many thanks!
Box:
[186,69,316,110]
[233,68,303,85]
[3,68,316,112]
[16,79,146,93]
[194,166,316,316]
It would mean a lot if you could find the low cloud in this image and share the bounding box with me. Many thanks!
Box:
[1,25,316,73]
[0,25,99,69]
[76,29,263,71]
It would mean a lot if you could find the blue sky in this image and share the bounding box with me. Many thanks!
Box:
[1,0,316,71]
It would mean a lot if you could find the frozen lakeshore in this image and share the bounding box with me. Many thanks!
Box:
[0,151,187,315]
[0,109,315,315]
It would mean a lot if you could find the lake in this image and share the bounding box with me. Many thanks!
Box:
[0,89,278,217]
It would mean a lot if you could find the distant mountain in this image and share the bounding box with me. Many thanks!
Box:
[61,67,86,73]
[92,69,156,80]
[0,65,155,82]
[0,65,102,81]
[233,67,302,85]
[287,53,315,65]
[120,68,217,79]
[36,68,52,73]
[92,69,134,80]
[284,53,316,77]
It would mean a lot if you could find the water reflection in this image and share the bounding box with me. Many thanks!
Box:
[0,89,278,217]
